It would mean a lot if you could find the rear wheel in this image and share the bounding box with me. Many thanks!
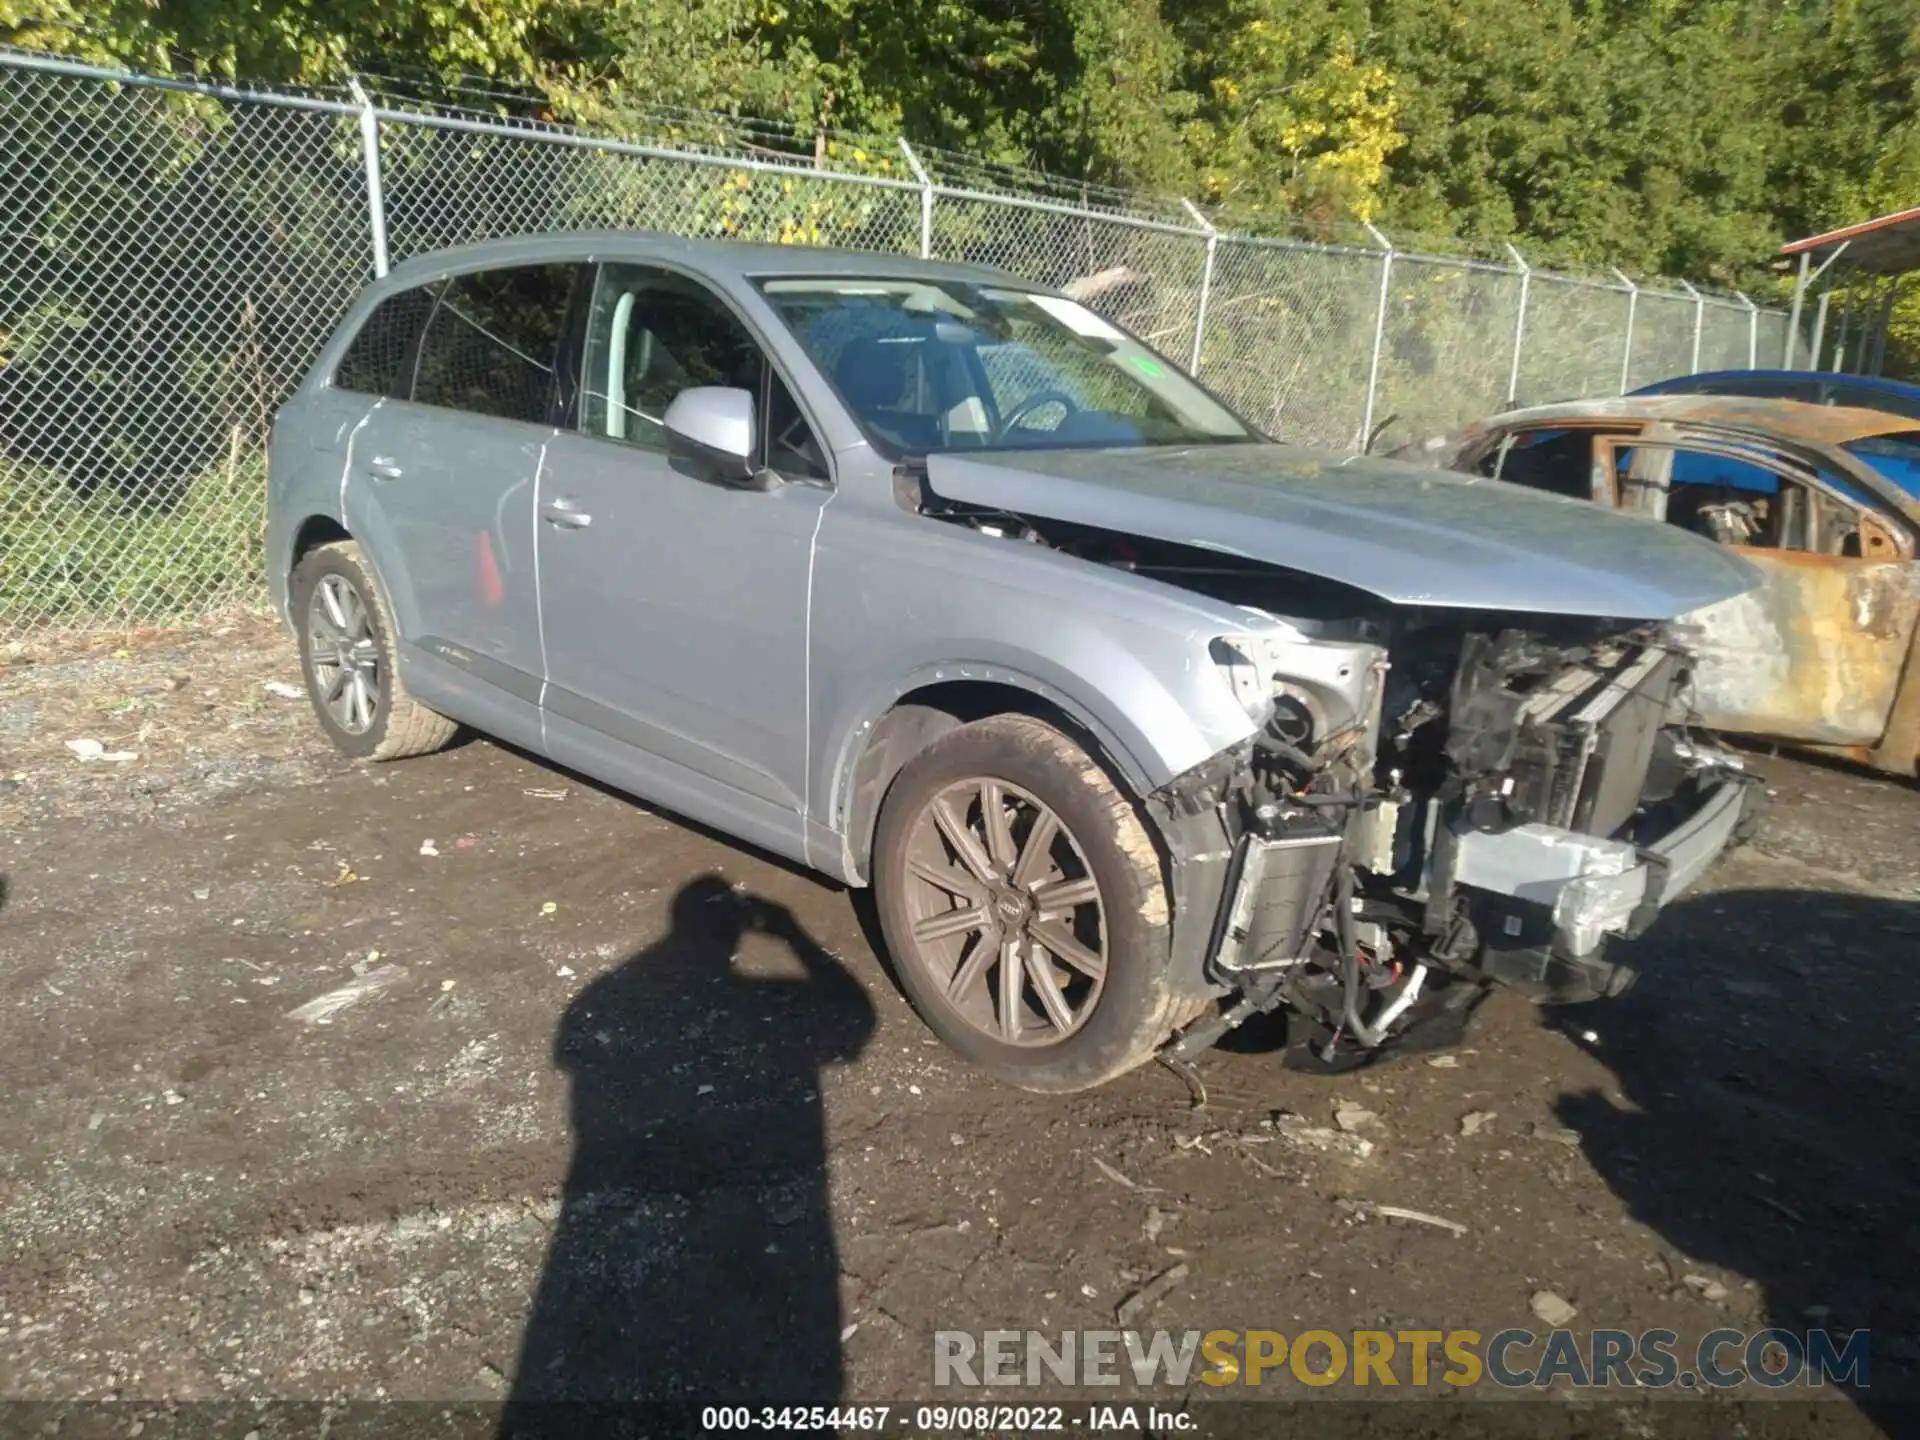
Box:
[291,540,456,762]
[871,714,1179,1092]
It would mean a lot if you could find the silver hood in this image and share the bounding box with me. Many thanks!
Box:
[924,442,1758,619]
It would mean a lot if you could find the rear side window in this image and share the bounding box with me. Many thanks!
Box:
[333,283,439,396]
[412,264,577,423]
[1844,432,1920,499]
[1646,375,1808,402]
[1725,377,1814,402]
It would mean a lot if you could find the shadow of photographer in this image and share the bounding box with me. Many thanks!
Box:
[504,874,876,1424]
[1551,885,1920,1433]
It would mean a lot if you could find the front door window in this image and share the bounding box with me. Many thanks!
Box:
[580,265,829,482]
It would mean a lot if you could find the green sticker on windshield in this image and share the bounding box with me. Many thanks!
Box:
[1129,356,1165,378]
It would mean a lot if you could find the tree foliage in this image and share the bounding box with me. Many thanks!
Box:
[8,0,1918,310]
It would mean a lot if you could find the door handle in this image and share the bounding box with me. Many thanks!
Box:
[367,457,404,480]
[542,497,593,530]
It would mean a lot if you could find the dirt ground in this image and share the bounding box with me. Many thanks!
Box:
[2,617,1918,1436]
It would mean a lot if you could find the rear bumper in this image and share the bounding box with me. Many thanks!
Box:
[264,501,294,628]
[1453,775,1759,956]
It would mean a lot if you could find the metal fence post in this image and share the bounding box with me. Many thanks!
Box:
[1784,250,1811,367]
[1809,289,1832,372]
[1180,199,1216,374]
[1358,223,1394,451]
[897,138,933,260]
[348,78,389,277]
[1677,279,1704,373]
[1504,242,1530,405]
[1869,277,1905,376]
[1735,290,1759,369]
[1610,268,1638,393]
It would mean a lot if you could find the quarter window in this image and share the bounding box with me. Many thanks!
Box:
[411,265,576,424]
[333,283,439,396]
[764,367,830,481]
[1832,387,1920,421]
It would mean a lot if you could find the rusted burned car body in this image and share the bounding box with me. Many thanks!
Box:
[1417,396,1920,776]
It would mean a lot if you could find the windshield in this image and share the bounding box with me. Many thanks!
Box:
[757,278,1254,455]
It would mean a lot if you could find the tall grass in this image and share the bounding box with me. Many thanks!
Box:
[0,443,266,632]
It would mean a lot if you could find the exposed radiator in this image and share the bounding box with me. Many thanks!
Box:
[1508,646,1682,838]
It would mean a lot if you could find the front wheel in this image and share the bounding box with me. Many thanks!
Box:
[870,714,1181,1092]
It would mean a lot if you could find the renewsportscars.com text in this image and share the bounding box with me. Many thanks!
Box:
[933,1327,1871,1390]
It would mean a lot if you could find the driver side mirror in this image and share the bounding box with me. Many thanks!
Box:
[664,386,763,487]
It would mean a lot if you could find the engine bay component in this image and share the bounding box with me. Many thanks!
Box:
[1209,829,1343,974]
[1451,824,1641,952]
[1153,602,1757,1068]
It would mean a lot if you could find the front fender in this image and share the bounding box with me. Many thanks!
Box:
[823,652,1195,806]
[807,509,1270,862]
[814,649,1250,887]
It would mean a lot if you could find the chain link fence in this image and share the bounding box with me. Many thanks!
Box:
[1199,237,1384,448]
[0,50,1799,642]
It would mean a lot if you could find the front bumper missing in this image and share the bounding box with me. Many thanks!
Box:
[1451,777,1759,956]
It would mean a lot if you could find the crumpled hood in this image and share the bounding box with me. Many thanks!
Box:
[924,442,1758,619]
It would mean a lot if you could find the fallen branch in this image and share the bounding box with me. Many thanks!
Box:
[1092,1156,1159,1192]
[1372,1204,1468,1236]
[1116,1261,1191,1326]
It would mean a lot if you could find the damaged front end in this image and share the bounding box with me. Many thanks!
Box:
[906,448,1764,1074]
[1151,606,1761,1073]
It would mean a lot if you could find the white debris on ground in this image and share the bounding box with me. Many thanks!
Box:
[287,954,410,1025]
[1530,1289,1579,1326]
[64,738,137,763]
[1272,1111,1376,1160]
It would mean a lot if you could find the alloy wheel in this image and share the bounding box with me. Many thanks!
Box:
[899,776,1107,1046]
[306,573,382,735]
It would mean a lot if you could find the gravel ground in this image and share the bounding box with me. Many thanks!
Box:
[2,622,1917,1436]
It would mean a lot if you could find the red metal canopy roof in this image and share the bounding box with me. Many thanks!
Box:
[1782,206,1920,276]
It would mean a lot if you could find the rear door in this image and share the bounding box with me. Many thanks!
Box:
[345,262,580,716]
[1593,436,1920,746]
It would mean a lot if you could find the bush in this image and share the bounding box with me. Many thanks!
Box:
[0,444,266,631]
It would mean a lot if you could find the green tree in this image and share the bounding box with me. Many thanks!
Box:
[1173,0,1404,223]
[10,0,1920,361]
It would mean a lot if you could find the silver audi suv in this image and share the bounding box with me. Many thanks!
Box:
[266,231,1761,1092]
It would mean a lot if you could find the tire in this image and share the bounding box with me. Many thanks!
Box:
[871,714,1179,1092]
[290,539,457,762]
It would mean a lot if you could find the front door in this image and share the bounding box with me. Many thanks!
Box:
[537,262,834,835]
